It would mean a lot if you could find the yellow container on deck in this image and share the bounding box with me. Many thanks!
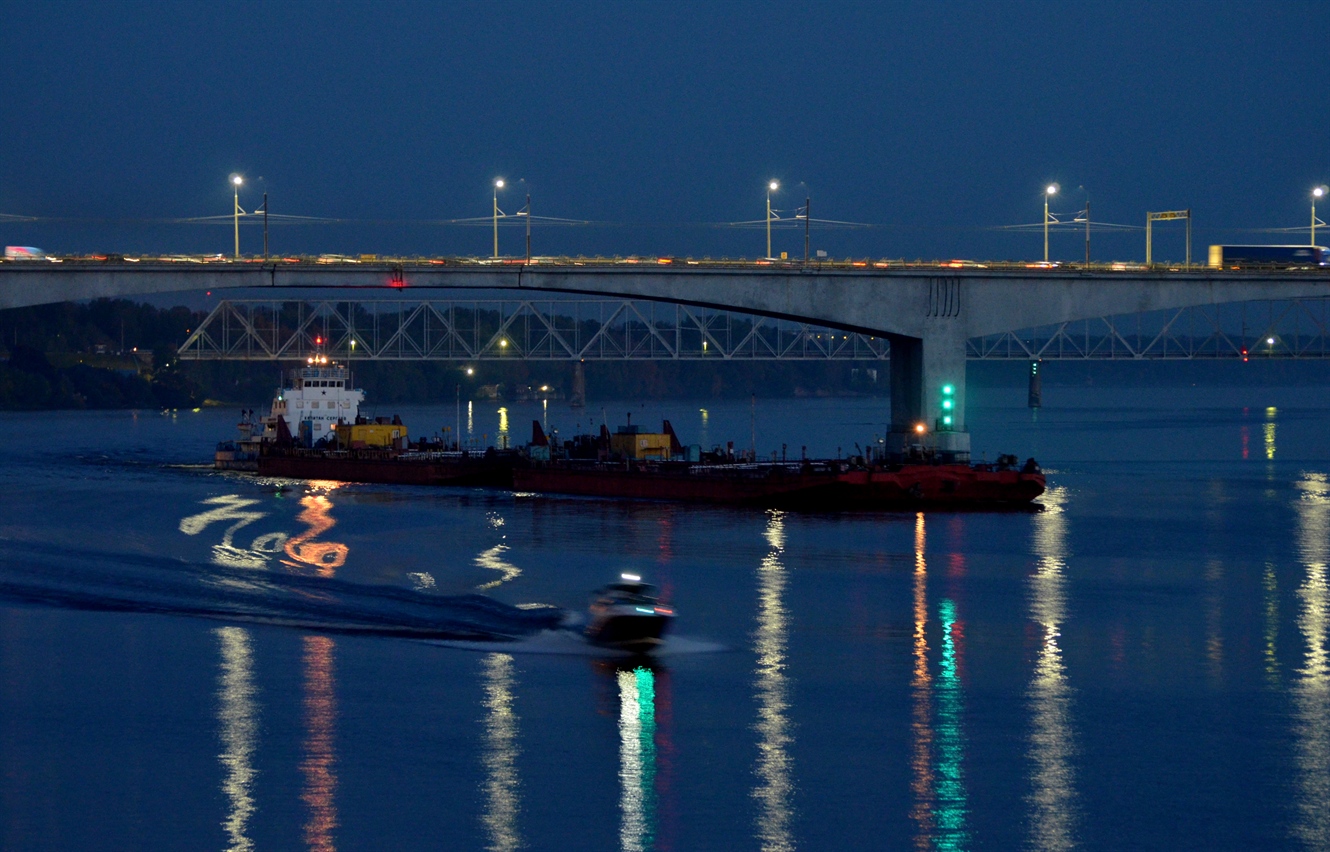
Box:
[610,430,673,460]
[342,422,408,448]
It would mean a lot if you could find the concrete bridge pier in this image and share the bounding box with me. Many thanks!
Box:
[886,322,970,462]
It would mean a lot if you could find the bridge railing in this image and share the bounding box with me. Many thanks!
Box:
[11,254,1330,273]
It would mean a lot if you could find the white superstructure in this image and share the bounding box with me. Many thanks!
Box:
[268,359,364,445]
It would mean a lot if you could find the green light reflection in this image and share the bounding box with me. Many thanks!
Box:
[617,666,658,852]
[935,598,969,850]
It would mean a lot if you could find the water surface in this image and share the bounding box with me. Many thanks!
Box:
[1,382,1328,850]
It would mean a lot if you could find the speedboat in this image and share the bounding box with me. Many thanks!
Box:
[584,574,676,653]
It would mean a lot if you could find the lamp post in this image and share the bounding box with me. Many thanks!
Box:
[1043,183,1058,262]
[230,174,244,259]
[493,178,505,259]
[766,180,779,260]
[1314,186,1327,246]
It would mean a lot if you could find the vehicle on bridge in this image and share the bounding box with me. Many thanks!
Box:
[1207,245,1330,269]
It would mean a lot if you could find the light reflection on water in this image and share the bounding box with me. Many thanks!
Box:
[287,485,345,852]
[617,666,658,852]
[179,495,287,570]
[909,511,970,851]
[753,509,794,852]
[1026,486,1079,851]
[215,626,258,852]
[1293,472,1330,848]
[476,512,521,591]
[934,597,968,851]
[480,653,523,852]
[283,493,348,576]
[1264,562,1282,688]
[909,513,935,850]
[300,635,339,852]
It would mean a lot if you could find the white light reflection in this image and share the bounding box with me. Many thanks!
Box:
[617,667,658,852]
[497,406,510,450]
[476,544,521,591]
[481,653,523,852]
[910,512,936,848]
[1265,406,1278,460]
[179,495,288,570]
[216,626,258,852]
[1027,485,1079,851]
[752,509,794,852]
[1293,472,1330,847]
[1264,562,1282,687]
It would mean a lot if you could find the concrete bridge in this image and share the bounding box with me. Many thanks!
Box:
[3,259,1328,458]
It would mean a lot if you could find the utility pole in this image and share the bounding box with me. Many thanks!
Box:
[525,193,531,263]
[1084,199,1090,265]
[262,192,269,261]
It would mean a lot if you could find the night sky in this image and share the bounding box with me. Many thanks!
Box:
[1,1,1326,263]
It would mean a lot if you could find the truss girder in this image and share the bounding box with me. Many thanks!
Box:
[177,298,1330,362]
[176,300,894,362]
[967,298,1330,360]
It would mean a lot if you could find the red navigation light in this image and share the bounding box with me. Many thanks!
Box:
[315,336,323,346]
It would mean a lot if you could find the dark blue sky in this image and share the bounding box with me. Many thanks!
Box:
[1,1,1325,262]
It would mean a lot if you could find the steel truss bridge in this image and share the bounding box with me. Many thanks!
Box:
[177,298,1330,362]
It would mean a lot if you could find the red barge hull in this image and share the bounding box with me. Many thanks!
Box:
[513,462,1044,509]
[836,465,1045,508]
[258,450,515,488]
[513,464,844,506]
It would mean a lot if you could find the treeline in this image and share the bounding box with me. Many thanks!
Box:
[0,299,887,410]
[0,300,205,409]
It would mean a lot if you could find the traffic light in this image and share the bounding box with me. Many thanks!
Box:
[938,383,955,430]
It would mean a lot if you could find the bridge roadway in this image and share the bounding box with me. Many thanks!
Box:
[3,258,1328,459]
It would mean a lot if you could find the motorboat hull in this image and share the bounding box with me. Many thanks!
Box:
[585,612,674,653]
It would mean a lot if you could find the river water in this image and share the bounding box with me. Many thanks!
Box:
[2,375,1329,850]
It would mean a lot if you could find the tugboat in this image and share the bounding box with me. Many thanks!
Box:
[214,354,364,470]
[584,574,676,653]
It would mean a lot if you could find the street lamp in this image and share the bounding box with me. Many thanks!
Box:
[493,178,505,259]
[230,174,244,259]
[1313,185,1328,246]
[766,180,779,260]
[1043,183,1059,262]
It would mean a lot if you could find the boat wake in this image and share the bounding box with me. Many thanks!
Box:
[0,539,563,641]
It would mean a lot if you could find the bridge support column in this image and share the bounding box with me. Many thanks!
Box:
[886,324,970,462]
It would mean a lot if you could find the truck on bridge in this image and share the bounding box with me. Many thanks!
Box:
[1208,244,1330,268]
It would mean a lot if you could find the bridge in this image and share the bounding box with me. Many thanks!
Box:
[3,257,1328,459]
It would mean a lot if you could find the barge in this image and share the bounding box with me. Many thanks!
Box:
[218,367,1043,508]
